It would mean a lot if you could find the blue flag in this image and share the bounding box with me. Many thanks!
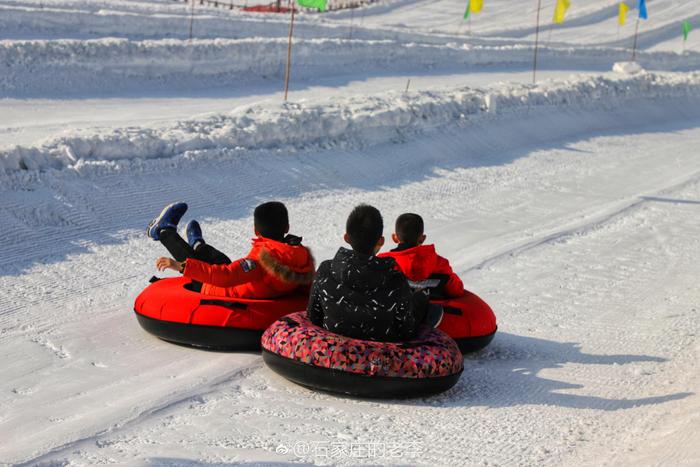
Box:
[638,0,648,19]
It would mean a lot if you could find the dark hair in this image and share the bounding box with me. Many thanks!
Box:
[254,201,289,241]
[395,213,424,246]
[346,204,383,255]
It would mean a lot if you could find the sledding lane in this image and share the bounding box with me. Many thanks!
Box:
[2,97,700,465]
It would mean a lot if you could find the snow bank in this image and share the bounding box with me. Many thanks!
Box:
[2,71,700,176]
[0,2,448,44]
[613,61,645,75]
[2,37,699,98]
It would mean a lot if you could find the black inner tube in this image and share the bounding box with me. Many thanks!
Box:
[262,349,462,399]
[134,311,263,351]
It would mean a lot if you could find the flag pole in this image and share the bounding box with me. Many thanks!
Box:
[349,6,354,40]
[188,0,195,41]
[533,0,542,84]
[284,6,296,101]
[631,17,640,61]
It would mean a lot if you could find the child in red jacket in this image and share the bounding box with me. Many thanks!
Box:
[149,201,314,298]
[379,213,464,298]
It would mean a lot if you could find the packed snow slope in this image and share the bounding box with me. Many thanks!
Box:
[2,78,700,465]
[2,0,700,99]
[1,0,699,465]
[3,71,700,174]
[3,0,699,51]
[2,0,700,146]
[327,0,700,51]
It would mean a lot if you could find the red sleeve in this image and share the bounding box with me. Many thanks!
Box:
[434,254,464,297]
[183,257,263,288]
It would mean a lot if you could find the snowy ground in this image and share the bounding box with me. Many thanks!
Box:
[1,0,700,465]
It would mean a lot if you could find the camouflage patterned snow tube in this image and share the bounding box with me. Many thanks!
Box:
[261,312,463,398]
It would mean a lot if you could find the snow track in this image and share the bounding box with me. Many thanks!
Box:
[2,90,700,465]
[2,0,699,465]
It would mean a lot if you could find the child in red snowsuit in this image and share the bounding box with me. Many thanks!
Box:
[379,213,464,298]
[151,201,315,298]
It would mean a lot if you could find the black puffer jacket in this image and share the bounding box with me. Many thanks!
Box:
[307,247,420,342]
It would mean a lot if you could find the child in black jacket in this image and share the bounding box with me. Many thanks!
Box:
[307,204,429,341]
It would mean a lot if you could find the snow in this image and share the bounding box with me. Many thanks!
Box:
[612,60,644,74]
[1,0,699,465]
[4,71,700,174]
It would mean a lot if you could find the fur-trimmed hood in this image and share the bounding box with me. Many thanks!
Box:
[252,236,315,286]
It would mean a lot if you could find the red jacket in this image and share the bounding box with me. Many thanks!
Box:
[379,244,464,298]
[183,236,315,298]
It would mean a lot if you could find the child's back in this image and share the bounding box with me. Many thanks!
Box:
[307,204,421,342]
[308,246,414,341]
[379,213,464,298]
[381,243,463,297]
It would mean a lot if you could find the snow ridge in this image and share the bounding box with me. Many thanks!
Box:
[2,71,699,178]
[2,37,699,98]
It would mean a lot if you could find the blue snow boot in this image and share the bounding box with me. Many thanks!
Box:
[186,220,204,249]
[146,202,188,241]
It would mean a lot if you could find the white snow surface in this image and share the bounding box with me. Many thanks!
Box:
[1,0,700,465]
[4,37,700,98]
[3,71,700,174]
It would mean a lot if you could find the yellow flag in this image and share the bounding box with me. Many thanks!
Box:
[553,0,570,24]
[618,2,629,26]
[470,0,483,13]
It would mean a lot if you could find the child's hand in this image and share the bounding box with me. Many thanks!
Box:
[156,257,183,272]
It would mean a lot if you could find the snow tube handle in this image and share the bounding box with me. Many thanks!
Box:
[443,306,463,316]
[200,299,248,310]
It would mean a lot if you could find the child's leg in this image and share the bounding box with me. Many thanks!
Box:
[159,228,195,262]
[159,228,231,265]
[192,243,231,265]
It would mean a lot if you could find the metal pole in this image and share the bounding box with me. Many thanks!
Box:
[188,0,195,41]
[349,6,354,40]
[283,7,296,101]
[533,0,542,84]
[631,18,640,61]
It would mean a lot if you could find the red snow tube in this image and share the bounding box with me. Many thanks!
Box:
[133,276,308,350]
[261,312,463,398]
[435,290,497,354]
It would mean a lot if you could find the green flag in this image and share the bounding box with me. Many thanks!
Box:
[464,0,470,20]
[683,20,692,41]
[298,0,326,12]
